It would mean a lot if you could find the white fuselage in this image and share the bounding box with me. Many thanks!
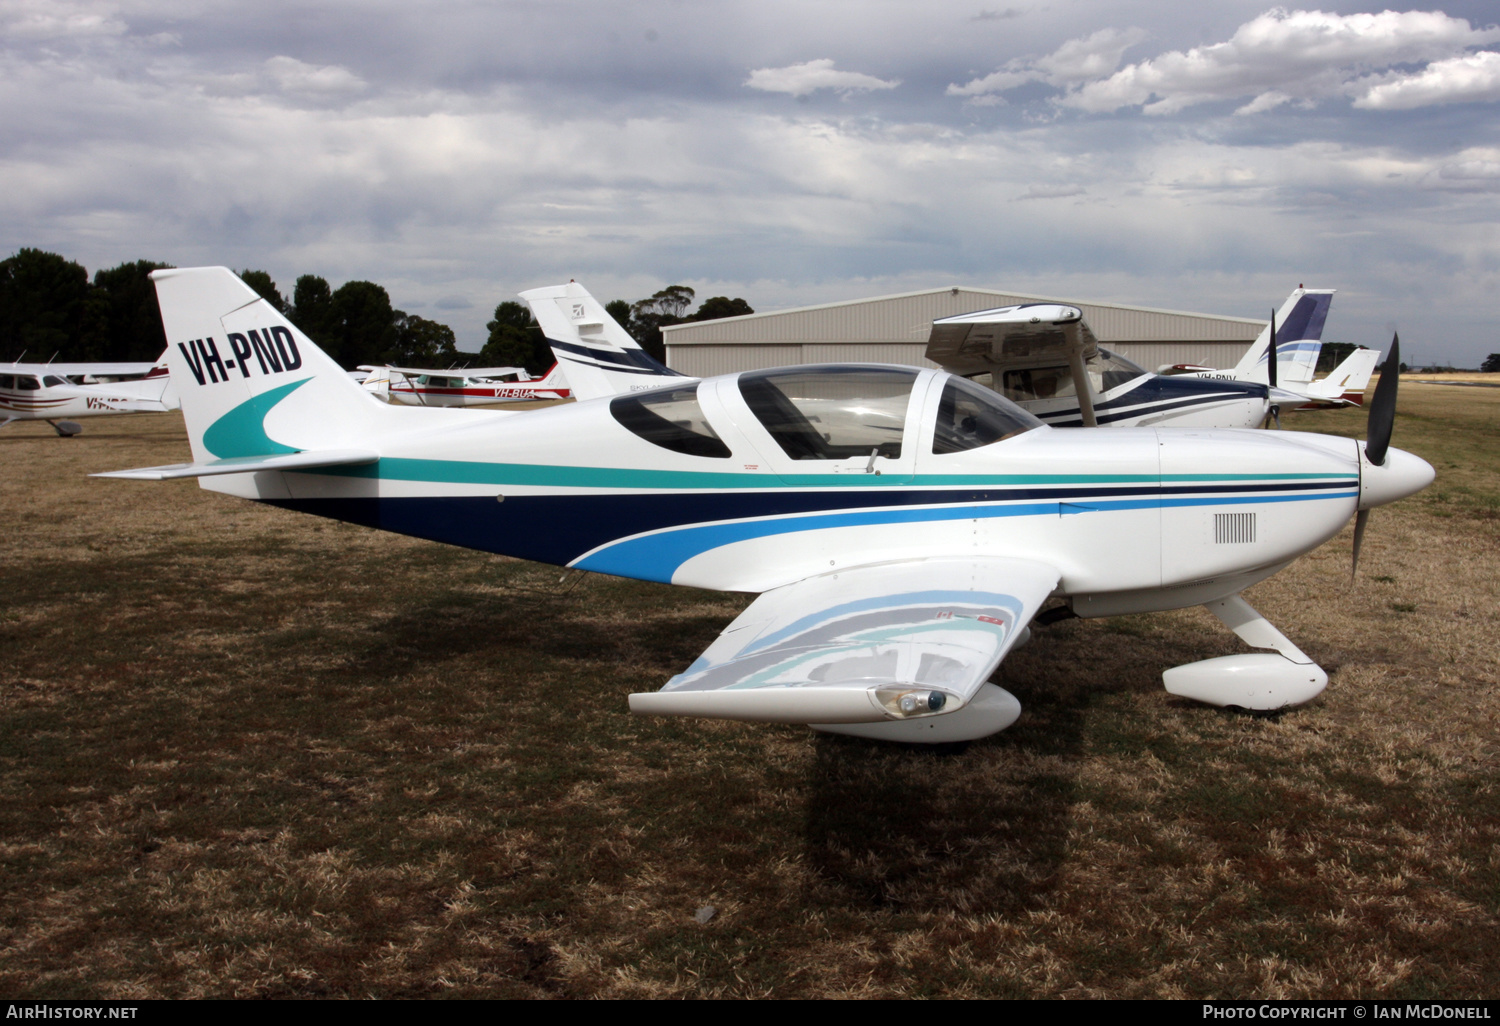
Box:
[0,371,160,422]
[212,366,1370,615]
[386,371,569,407]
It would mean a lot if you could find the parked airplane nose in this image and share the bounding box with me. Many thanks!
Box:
[1359,446,1435,511]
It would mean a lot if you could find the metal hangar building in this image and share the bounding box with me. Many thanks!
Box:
[661,286,1266,377]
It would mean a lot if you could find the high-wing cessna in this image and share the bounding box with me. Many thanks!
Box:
[2,357,177,435]
[359,363,570,406]
[924,287,1375,428]
[98,269,1432,744]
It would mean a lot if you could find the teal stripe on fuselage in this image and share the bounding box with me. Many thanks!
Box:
[571,489,1358,583]
[319,456,1355,492]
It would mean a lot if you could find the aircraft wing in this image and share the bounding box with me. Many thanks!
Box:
[92,449,380,480]
[925,304,1098,376]
[629,556,1059,726]
[5,361,158,379]
[383,365,526,377]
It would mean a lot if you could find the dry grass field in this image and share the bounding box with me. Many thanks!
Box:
[1,385,1496,999]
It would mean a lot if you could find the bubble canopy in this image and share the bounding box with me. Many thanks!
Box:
[611,366,1043,461]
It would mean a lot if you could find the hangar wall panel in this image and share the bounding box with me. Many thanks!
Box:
[672,345,802,377]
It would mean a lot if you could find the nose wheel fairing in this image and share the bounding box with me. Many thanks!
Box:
[1163,594,1327,710]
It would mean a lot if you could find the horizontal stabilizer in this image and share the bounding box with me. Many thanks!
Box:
[93,449,379,481]
[1270,386,1314,405]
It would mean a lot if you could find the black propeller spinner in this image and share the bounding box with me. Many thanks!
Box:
[1351,332,1401,578]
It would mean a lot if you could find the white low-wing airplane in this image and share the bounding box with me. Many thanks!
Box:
[98,269,1432,744]
[359,364,571,406]
[1,358,177,435]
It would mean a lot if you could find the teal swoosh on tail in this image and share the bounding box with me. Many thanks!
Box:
[203,378,312,459]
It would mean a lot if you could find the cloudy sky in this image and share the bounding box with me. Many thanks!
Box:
[4,1,1499,365]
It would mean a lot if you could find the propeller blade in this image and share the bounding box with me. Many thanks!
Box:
[1267,308,1278,390]
[1351,508,1370,580]
[1365,333,1400,467]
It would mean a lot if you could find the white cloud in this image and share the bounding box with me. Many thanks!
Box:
[745,59,899,97]
[948,27,1145,99]
[1015,184,1086,200]
[0,0,125,40]
[1353,50,1500,110]
[2,1,1499,365]
[1056,8,1500,115]
[263,56,367,98]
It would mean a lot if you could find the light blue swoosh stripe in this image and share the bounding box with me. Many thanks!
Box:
[572,490,1357,582]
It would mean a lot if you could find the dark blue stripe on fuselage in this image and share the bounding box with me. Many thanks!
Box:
[1038,374,1266,426]
[269,478,1349,569]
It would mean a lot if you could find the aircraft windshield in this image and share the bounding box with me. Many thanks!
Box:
[738,366,917,460]
[932,375,1043,454]
[1097,348,1148,391]
[992,348,1148,401]
[610,382,731,458]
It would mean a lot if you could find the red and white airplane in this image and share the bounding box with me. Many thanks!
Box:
[1,357,176,435]
[359,364,570,406]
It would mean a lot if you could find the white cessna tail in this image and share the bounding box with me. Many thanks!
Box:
[1298,347,1383,408]
[520,281,691,402]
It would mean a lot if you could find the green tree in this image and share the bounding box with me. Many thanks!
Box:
[629,285,696,363]
[328,281,399,368]
[290,275,336,351]
[391,311,459,367]
[290,276,400,368]
[691,296,754,322]
[480,300,548,374]
[605,299,632,327]
[0,248,91,361]
[87,260,174,361]
[239,270,287,313]
[1482,353,1500,373]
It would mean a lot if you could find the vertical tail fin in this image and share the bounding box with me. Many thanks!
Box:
[357,365,392,398]
[1232,288,1335,385]
[151,267,393,463]
[520,281,689,402]
[1306,347,1381,404]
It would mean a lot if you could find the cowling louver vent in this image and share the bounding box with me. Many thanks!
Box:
[1215,512,1256,544]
